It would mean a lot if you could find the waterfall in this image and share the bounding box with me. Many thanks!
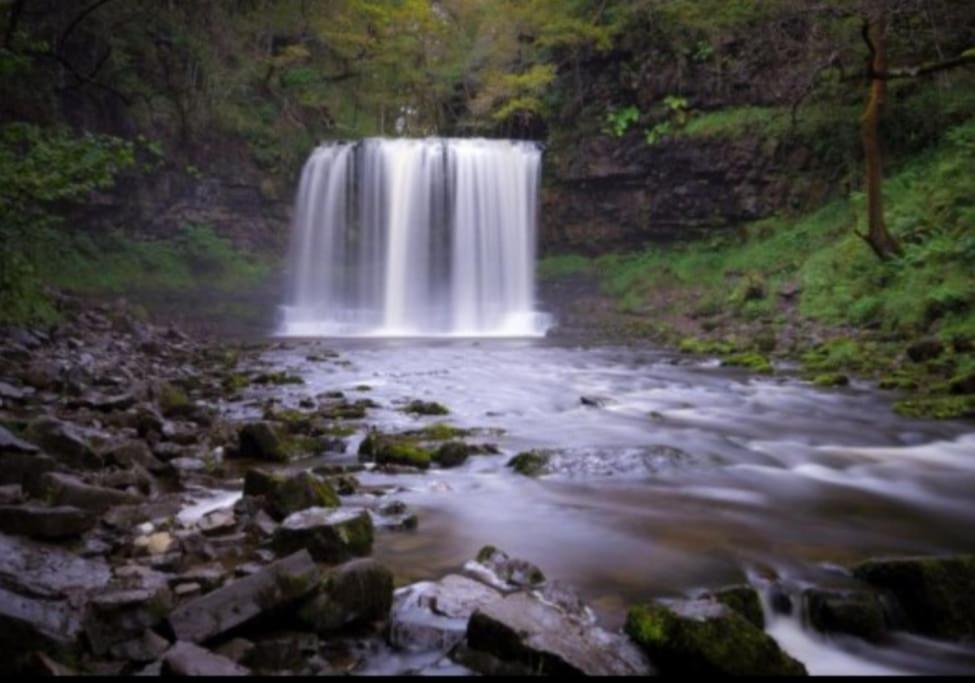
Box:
[279,138,550,337]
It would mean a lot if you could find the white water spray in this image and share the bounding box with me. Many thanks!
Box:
[279,138,550,337]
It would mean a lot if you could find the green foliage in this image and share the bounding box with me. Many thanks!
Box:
[537,253,593,280]
[604,106,640,137]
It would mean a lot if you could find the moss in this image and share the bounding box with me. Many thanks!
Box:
[253,372,305,386]
[678,337,736,355]
[812,372,850,387]
[893,395,975,420]
[403,400,450,416]
[238,422,292,462]
[710,586,764,629]
[269,471,340,518]
[720,352,773,374]
[158,381,192,417]
[506,450,550,477]
[375,442,432,469]
[404,423,472,441]
[625,602,806,676]
[222,372,250,394]
[433,441,472,468]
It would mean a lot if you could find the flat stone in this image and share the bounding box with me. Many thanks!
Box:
[390,574,501,652]
[162,641,251,676]
[0,532,111,598]
[25,417,102,469]
[167,550,319,644]
[0,504,95,540]
[467,591,650,676]
[83,585,174,655]
[0,585,83,670]
[41,472,143,513]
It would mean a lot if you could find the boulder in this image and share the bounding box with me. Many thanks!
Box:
[802,588,887,643]
[852,554,975,640]
[706,584,764,629]
[389,574,501,652]
[25,417,102,469]
[162,641,251,676]
[0,586,83,674]
[466,591,650,676]
[272,508,373,563]
[40,472,143,513]
[265,471,340,520]
[625,600,806,676]
[0,504,95,540]
[506,450,550,477]
[297,559,393,633]
[238,422,291,462]
[433,442,473,468]
[167,550,319,643]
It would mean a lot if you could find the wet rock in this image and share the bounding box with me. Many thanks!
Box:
[580,395,611,407]
[237,422,291,462]
[41,472,143,513]
[0,424,39,454]
[0,504,95,540]
[465,546,546,591]
[506,450,550,477]
[25,417,102,469]
[0,531,112,597]
[433,441,473,468]
[0,585,83,673]
[466,591,650,676]
[852,554,975,640]
[272,507,373,563]
[625,600,806,676]
[803,588,887,643]
[298,559,393,633]
[167,550,319,643]
[389,575,501,652]
[83,585,174,655]
[197,508,236,537]
[706,584,764,629]
[109,629,170,664]
[267,471,340,520]
[162,641,251,676]
[358,435,433,469]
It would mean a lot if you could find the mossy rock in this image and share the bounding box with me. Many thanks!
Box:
[253,372,305,386]
[403,400,449,416]
[708,585,764,629]
[720,352,774,374]
[273,508,374,563]
[376,441,432,469]
[238,422,290,462]
[851,555,975,640]
[812,372,850,387]
[893,395,975,420]
[802,589,887,643]
[506,451,550,477]
[433,441,473,468]
[625,601,806,676]
[403,423,472,441]
[678,338,735,355]
[267,471,340,520]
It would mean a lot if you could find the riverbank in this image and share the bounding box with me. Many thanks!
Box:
[2,298,975,674]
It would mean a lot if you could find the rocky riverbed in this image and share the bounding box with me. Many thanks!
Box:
[1,297,974,675]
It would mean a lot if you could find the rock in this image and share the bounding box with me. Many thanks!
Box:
[109,629,170,663]
[101,440,164,472]
[803,588,887,643]
[242,468,278,497]
[706,585,764,629]
[0,504,95,540]
[266,471,340,520]
[359,436,432,469]
[197,509,236,537]
[272,508,373,563]
[25,418,102,469]
[0,381,30,402]
[134,532,175,556]
[625,600,806,676]
[852,554,975,640]
[465,546,546,591]
[298,559,393,633]
[0,425,38,454]
[133,405,165,437]
[41,472,143,513]
[389,574,501,652]
[0,484,22,505]
[238,422,291,462]
[83,586,174,655]
[506,450,550,477]
[162,641,251,676]
[156,381,194,419]
[433,441,473,468]
[906,338,944,363]
[466,591,650,676]
[0,531,112,598]
[580,395,610,407]
[0,451,60,497]
[0,585,83,673]
[167,550,319,643]
[70,391,136,412]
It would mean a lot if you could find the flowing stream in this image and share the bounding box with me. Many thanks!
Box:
[247,339,975,675]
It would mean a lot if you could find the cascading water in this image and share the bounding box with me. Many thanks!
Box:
[279,138,550,337]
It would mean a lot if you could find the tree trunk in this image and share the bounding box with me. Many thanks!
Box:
[860,11,902,259]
